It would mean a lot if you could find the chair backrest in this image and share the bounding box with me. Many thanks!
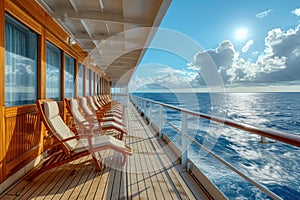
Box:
[69,98,87,123]
[36,99,78,155]
[104,95,111,103]
[97,95,107,106]
[79,97,94,115]
[87,96,98,111]
[93,96,103,108]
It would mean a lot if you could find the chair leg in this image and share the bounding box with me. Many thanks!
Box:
[122,152,127,166]
[119,132,124,140]
[91,152,102,171]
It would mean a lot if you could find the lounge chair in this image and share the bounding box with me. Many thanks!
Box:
[31,99,132,179]
[78,96,125,127]
[95,95,124,113]
[87,95,124,120]
[92,95,124,118]
[65,98,127,140]
[80,96,124,125]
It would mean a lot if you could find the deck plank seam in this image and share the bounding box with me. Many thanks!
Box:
[127,104,169,199]
[129,102,193,199]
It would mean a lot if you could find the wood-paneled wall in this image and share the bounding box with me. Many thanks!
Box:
[0,0,6,183]
[4,105,41,177]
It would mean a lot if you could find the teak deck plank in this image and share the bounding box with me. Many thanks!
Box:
[1,102,209,200]
[48,157,87,199]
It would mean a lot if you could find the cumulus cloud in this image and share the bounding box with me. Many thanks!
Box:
[191,24,300,85]
[242,39,254,53]
[255,9,273,18]
[193,40,237,70]
[189,40,237,85]
[292,8,300,16]
[130,66,198,91]
[160,68,198,87]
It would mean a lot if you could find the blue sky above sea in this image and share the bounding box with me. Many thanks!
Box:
[129,0,300,93]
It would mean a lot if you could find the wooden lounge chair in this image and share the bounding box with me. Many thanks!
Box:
[30,99,132,180]
[80,96,124,126]
[87,95,124,121]
[95,95,124,113]
[65,98,127,140]
[78,96,126,129]
[92,95,124,118]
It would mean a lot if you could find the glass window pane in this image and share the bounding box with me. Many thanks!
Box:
[96,75,99,94]
[64,54,75,98]
[86,68,90,96]
[91,72,94,95]
[77,63,84,96]
[5,15,38,107]
[46,41,61,101]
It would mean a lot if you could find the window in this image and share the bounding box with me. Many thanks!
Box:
[86,68,90,96]
[91,72,94,95]
[5,15,38,107]
[64,54,75,98]
[77,63,84,96]
[46,41,61,101]
[96,75,99,94]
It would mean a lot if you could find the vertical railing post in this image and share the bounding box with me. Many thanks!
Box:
[138,98,141,111]
[159,105,163,138]
[136,97,138,109]
[144,100,147,119]
[139,98,141,110]
[260,136,266,143]
[181,112,188,169]
[149,102,152,125]
[132,95,134,105]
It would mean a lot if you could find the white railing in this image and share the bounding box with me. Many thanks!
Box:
[130,95,300,200]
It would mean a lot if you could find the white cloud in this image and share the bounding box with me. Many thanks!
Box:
[191,24,300,85]
[255,9,273,18]
[292,8,300,16]
[193,40,237,70]
[242,39,254,53]
[129,66,198,92]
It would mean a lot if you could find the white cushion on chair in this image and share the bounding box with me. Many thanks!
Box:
[44,101,78,151]
[74,135,125,153]
[101,121,126,131]
[87,96,98,111]
[44,101,60,119]
[103,116,124,124]
[70,99,86,123]
[80,97,94,115]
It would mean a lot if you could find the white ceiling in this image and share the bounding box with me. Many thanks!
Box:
[36,0,171,86]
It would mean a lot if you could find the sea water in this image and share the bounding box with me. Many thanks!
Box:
[132,92,300,200]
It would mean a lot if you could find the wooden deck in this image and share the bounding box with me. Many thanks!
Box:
[1,102,210,200]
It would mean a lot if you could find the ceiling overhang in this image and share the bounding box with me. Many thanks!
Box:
[36,0,171,86]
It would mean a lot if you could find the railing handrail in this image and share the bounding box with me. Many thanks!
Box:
[132,95,300,147]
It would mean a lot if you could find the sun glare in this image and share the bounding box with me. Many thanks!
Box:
[236,29,248,40]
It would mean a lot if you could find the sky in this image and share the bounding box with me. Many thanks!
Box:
[129,0,300,93]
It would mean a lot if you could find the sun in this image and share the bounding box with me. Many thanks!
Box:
[235,29,248,40]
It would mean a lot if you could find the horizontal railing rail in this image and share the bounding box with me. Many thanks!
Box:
[131,95,300,147]
[130,94,300,200]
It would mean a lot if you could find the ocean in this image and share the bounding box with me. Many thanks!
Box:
[132,92,300,200]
